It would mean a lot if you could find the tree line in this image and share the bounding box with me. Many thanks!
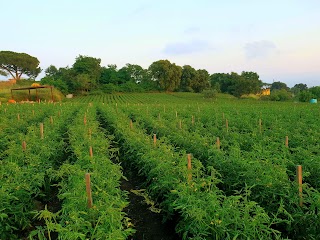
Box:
[40,55,264,97]
[1,51,319,101]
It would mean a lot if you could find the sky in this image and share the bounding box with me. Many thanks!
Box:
[1,0,320,87]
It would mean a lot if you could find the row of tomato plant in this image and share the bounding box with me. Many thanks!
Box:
[30,104,134,239]
[120,102,320,239]
[97,104,283,239]
[0,103,76,239]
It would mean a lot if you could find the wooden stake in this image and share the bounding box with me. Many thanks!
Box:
[32,110,35,116]
[22,141,26,151]
[187,154,192,182]
[259,118,262,133]
[216,137,220,150]
[89,146,93,158]
[40,123,44,139]
[175,111,178,118]
[192,115,194,125]
[179,120,182,129]
[222,112,225,120]
[226,119,229,132]
[296,165,303,207]
[163,105,166,113]
[84,114,87,125]
[153,134,157,146]
[130,119,133,129]
[85,173,93,208]
[17,114,20,121]
[285,136,289,147]
[50,116,53,124]
[58,111,60,117]
[158,113,161,120]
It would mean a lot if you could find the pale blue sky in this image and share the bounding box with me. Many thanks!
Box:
[1,0,319,86]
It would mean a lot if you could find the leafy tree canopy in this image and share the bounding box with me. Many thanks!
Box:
[271,81,289,91]
[0,51,41,80]
[73,55,101,83]
[191,69,210,93]
[149,60,182,91]
[180,65,197,92]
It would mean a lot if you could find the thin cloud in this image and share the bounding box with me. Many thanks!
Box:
[163,40,210,55]
[183,27,201,35]
[244,40,277,59]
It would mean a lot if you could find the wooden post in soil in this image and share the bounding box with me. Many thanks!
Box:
[216,137,220,150]
[130,119,133,129]
[32,110,35,116]
[116,103,118,113]
[40,123,44,139]
[222,112,225,120]
[50,116,53,124]
[226,119,229,133]
[158,113,161,120]
[175,111,178,118]
[88,128,92,140]
[84,114,87,126]
[89,146,93,158]
[153,134,157,147]
[259,119,262,134]
[85,173,93,208]
[17,114,20,121]
[179,120,182,129]
[163,105,166,113]
[296,165,303,207]
[285,136,289,147]
[22,141,27,151]
[192,115,195,126]
[187,154,192,182]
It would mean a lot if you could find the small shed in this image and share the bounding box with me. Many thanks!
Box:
[11,85,54,102]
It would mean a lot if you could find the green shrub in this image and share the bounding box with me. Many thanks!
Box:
[270,89,292,101]
[202,89,217,98]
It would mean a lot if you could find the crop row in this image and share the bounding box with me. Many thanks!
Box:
[119,103,320,239]
[97,104,283,239]
[0,103,76,239]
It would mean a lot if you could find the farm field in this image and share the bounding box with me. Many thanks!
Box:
[1,92,320,240]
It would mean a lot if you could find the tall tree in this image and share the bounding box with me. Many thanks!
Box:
[45,65,59,77]
[73,55,101,87]
[291,83,308,96]
[0,51,41,80]
[180,65,197,92]
[99,64,120,85]
[210,73,233,93]
[271,81,289,91]
[191,69,210,92]
[149,60,182,91]
[240,71,263,94]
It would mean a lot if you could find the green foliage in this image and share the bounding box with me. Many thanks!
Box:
[0,51,41,80]
[271,81,289,91]
[270,89,292,101]
[210,71,262,97]
[298,90,313,102]
[73,55,101,85]
[291,83,308,96]
[191,69,210,93]
[40,76,69,94]
[180,65,197,92]
[202,89,217,98]
[309,86,320,99]
[149,60,182,91]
